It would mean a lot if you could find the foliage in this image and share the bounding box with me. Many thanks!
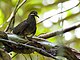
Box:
[0,0,80,60]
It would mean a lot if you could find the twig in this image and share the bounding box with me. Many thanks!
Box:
[38,22,80,39]
[22,54,27,60]
[32,37,48,42]
[4,0,20,32]
[29,54,32,60]
[37,1,80,24]
[16,0,27,12]
[7,0,20,22]
[14,0,20,14]
[5,0,27,32]
[12,53,18,59]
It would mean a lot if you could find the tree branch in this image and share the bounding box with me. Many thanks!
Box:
[16,0,27,12]
[38,22,80,39]
[6,0,20,22]
[37,1,80,24]
[4,0,27,32]
[0,31,79,60]
[0,38,57,60]
[0,37,79,60]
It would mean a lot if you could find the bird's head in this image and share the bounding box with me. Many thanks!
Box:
[30,11,39,18]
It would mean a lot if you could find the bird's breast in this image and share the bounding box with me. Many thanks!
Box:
[24,20,36,35]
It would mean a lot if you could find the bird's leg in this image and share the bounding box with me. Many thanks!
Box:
[26,34,34,38]
[20,35,25,39]
[25,36,29,41]
[25,36,32,44]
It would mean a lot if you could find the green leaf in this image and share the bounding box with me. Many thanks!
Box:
[0,9,4,25]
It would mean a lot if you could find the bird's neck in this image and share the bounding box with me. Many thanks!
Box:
[26,15,36,24]
[28,15,35,21]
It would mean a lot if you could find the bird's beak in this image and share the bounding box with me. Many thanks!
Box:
[36,15,39,18]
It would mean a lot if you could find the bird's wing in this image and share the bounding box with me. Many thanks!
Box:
[13,20,29,34]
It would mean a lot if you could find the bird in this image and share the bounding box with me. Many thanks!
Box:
[13,11,39,38]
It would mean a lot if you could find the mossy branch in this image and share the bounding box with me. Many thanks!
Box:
[38,22,80,39]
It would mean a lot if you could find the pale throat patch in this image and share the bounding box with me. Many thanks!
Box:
[31,14,35,15]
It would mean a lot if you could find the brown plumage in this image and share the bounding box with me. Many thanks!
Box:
[13,11,39,37]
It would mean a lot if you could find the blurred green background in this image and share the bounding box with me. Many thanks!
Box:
[0,0,80,60]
